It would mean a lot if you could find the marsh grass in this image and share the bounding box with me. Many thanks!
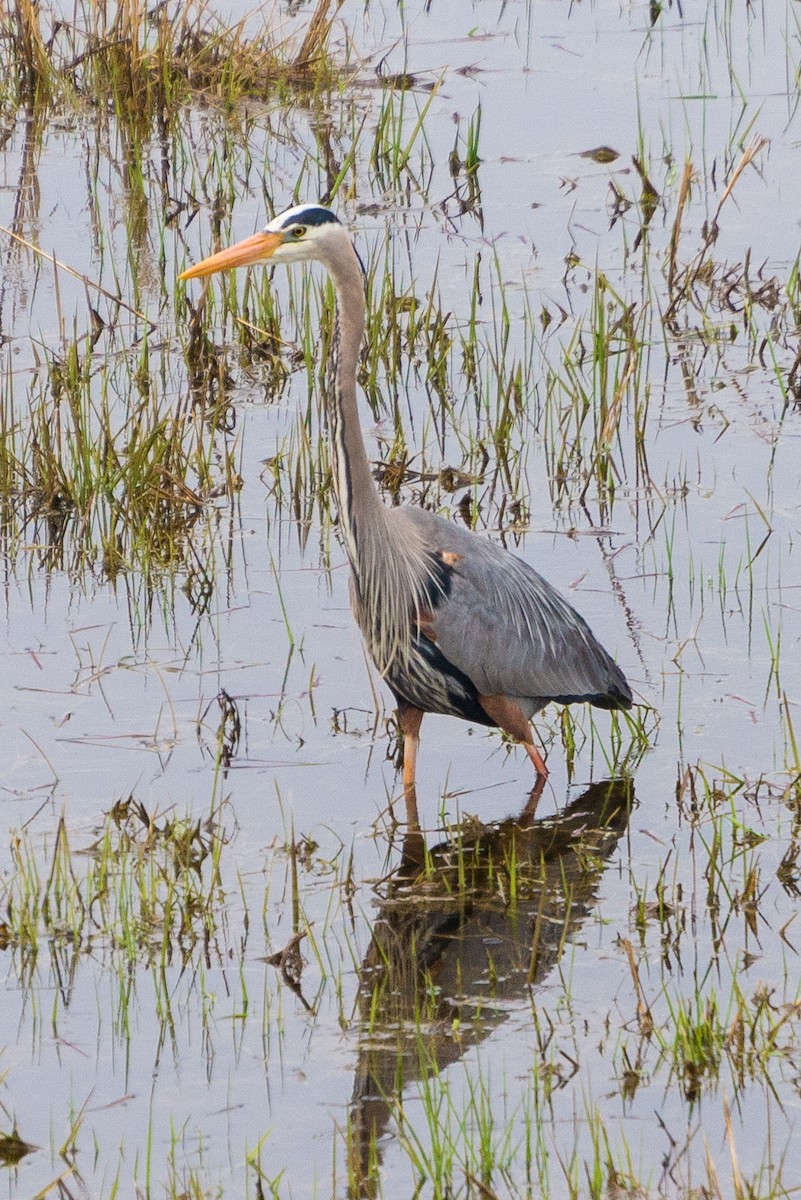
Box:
[2,0,341,118]
[627,764,801,1079]
[0,326,239,582]
[1,797,230,963]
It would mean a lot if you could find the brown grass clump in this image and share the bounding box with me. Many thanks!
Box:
[1,0,342,119]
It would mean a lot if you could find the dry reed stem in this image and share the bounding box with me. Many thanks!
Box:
[11,0,52,95]
[667,160,694,294]
[722,1093,745,1200]
[620,936,653,1033]
[293,0,343,69]
[0,222,153,329]
[712,135,769,225]
[30,1168,77,1200]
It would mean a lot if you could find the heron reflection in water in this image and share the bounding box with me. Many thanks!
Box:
[346,776,633,1197]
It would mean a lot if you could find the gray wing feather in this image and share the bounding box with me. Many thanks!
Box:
[392,507,629,704]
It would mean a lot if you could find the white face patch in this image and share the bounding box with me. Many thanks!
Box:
[264,204,339,234]
[264,204,308,233]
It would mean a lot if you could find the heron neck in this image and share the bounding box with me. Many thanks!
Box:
[325,242,425,676]
[327,250,384,562]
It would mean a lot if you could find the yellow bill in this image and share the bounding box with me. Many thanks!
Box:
[179,230,283,280]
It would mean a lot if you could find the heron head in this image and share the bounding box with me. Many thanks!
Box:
[179,203,354,280]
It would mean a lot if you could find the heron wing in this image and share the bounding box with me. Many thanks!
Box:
[392,507,631,707]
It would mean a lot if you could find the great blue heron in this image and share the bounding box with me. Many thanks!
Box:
[180,203,633,827]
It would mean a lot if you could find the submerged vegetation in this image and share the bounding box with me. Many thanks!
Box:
[0,0,800,1197]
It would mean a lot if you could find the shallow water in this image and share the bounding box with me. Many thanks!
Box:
[1,1,800,1197]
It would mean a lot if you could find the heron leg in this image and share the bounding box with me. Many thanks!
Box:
[397,702,424,830]
[479,694,549,780]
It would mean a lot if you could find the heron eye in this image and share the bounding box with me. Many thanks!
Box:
[292,226,306,238]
